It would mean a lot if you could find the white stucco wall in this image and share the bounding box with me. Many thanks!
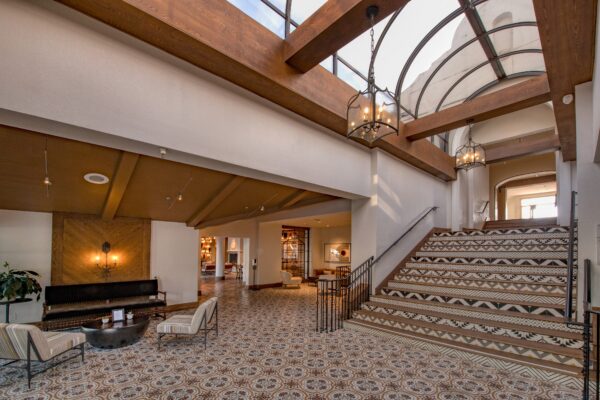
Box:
[150,221,199,305]
[0,0,371,199]
[0,210,52,323]
[352,150,450,289]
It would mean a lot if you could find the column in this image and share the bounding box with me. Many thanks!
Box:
[215,236,225,280]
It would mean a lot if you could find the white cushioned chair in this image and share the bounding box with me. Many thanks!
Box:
[281,270,302,288]
[157,297,218,350]
[0,323,85,387]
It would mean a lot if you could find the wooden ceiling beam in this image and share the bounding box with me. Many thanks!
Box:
[279,190,311,209]
[533,0,597,161]
[404,75,551,141]
[196,195,334,229]
[101,152,139,220]
[56,0,456,181]
[484,130,560,164]
[284,0,409,72]
[500,174,556,190]
[187,176,245,227]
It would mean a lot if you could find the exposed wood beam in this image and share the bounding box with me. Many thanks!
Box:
[284,0,409,72]
[533,0,597,161]
[500,174,556,189]
[458,0,505,79]
[101,152,139,220]
[279,190,311,209]
[404,75,551,141]
[196,195,334,229]
[484,130,560,164]
[57,0,456,181]
[187,176,245,227]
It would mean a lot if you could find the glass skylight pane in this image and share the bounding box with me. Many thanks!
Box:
[268,0,287,13]
[476,0,537,31]
[291,0,327,24]
[373,0,461,93]
[489,26,541,55]
[409,40,486,117]
[227,0,285,38]
[338,61,367,91]
[438,64,497,111]
[500,52,546,76]
[337,15,392,79]
[320,56,333,73]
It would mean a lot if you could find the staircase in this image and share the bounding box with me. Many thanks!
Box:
[345,224,583,377]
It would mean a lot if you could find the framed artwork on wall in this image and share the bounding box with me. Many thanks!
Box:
[324,243,351,263]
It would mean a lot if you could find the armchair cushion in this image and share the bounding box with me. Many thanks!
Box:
[5,324,85,361]
[0,323,19,360]
[157,297,217,335]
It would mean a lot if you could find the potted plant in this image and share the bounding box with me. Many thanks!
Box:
[0,262,42,302]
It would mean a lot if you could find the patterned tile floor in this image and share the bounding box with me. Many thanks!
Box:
[0,278,582,399]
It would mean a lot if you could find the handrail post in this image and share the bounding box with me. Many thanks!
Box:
[565,190,577,321]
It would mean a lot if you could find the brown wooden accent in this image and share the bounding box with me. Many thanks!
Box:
[196,194,336,229]
[279,190,311,209]
[499,174,556,190]
[101,152,139,220]
[483,217,558,230]
[186,176,245,227]
[533,0,597,161]
[56,0,456,180]
[484,130,560,164]
[284,0,409,72]
[0,125,337,225]
[497,187,507,220]
[375,227,449,293]
[51,212,151,285]
[404,75,552,140]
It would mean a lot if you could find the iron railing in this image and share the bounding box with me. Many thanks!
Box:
[565,190,578,321]
[316,206,438,332]
[577,259,597,400]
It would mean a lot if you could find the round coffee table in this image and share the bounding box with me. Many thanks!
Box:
[81,317,150,349]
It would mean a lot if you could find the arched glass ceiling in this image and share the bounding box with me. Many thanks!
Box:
[227,0,545,152]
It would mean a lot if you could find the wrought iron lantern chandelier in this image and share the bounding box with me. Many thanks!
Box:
[455,121,486,170]
[347,6,399,144]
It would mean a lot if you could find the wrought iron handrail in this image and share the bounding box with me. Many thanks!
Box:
[316,206,438,332]
[577,259,597,400]
[565,190,578,321]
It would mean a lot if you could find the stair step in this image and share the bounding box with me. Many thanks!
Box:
[400,266,568,284]
[352,309,582,357]
[362,301,582,341]
[432,226,570,237]
[483,218,558,230]
[411,256,568,267]
[385,281,566,299]
[390,276,566,294]
[370,295,567,323]
[415,250,569,259]
[429,232,572,242]
[421,243,570,252]
[380,286,567,318]
[405,262,570,275]
[344,319,582,376]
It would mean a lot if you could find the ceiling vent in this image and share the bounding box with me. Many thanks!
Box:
[84,173,110,185]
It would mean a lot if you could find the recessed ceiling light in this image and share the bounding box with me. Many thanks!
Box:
[84,173,109,185]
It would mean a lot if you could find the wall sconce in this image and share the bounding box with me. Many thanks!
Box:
[96,241,118,280]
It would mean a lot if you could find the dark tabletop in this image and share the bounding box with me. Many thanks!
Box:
[82,316,149,331]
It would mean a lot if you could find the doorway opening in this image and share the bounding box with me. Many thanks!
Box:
[281,226,310,278]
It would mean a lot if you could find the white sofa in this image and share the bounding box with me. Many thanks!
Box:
[281,270,302,288]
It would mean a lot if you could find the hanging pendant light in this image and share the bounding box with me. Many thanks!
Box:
[347,6,399,144]
[455,121,486,170]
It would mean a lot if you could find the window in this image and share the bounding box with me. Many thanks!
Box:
[520,196,557,219]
